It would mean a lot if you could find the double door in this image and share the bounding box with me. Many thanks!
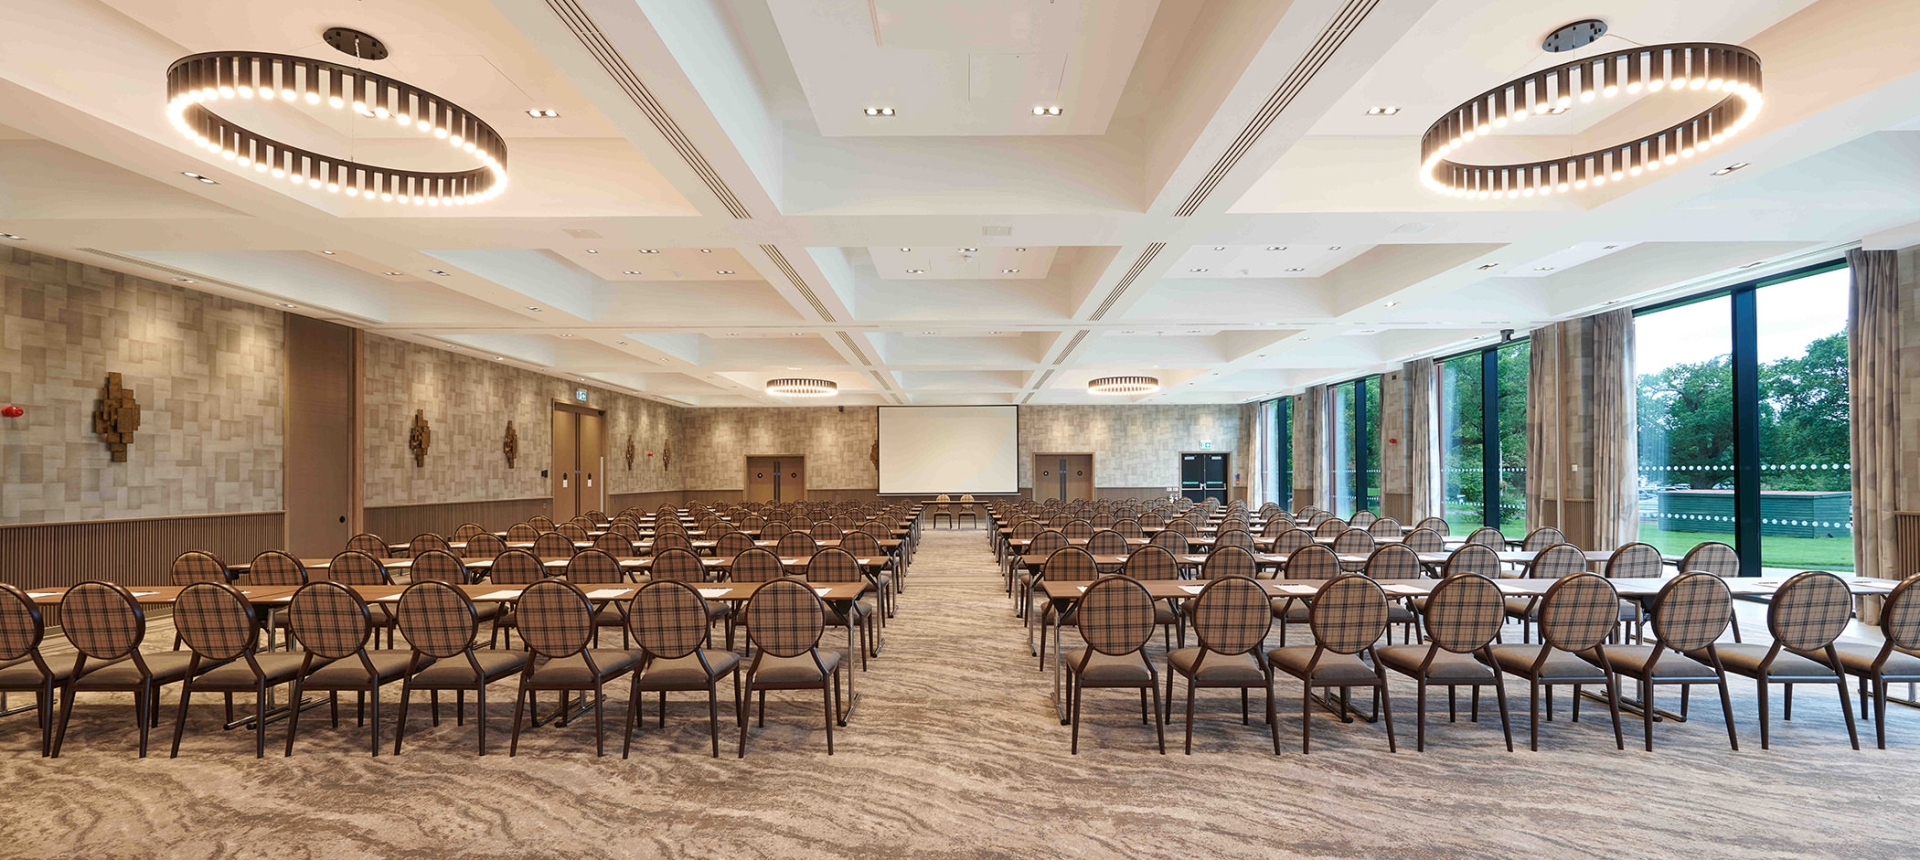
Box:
[1181,453,1228,503]
[746,456,805,503]
[552,404,605,521]
[1035,454,1093,502]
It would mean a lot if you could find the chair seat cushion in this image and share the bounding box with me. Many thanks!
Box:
[529,649,643,685]
[1832,642,1920,678]
[1168,648,1265,683]
[1695,643,1835,678]
[637,650,741,689]
[409,651,526,687]
[1154,603,1179,626]
[302,651,415,688]
[1064,649,1153,684]
[0,659,72,688]
[190,652,315,690]
[593,604,627,627]
[1266,646,1378,684]
[1485,644,1606,681]
[1503,596,1539,618]
[1376,645,1496,683]
[1386,604,1416,623]
[74,651,201,688]
[752,651,842,685]
[1579,645,1717,679]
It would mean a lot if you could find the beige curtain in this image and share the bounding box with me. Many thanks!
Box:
[1293,388,1326,510]
[1403,358,1439,521]
[1526,323,1568,535]
[1848,249,1899,578]
[1245,401,1266,505]
[1590,309,1639,550]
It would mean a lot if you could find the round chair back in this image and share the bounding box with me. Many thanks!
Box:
[464,533,508,559]
[1076,576,1155,656]
[1285,544,1341,580]
[488,549,545,585]
[840,531,883,558]
[1062,520,1094,540]
[1149,530,1189,554]
[1766,571,1853,653]
[1530,543,1589,579]
[1364,543,1422,580]
[732,548,787,583]
[248,550,309,587]
[1043,547,1098,582]
[1349,510,1378,528]
[1417,517,1449,534]
[1465,527,1505,549]
[0,584,46,662]
[1402,527,1447,553]
[328,550,392,586]
[592,533,635,556]
[650,548,706,583]
[775,532,819,558]
[1313,519,1347,539]
[1605,542,1664,579]
[1308,575,1389,654]
[1190,575,1272,655]
[1269,528,1313,557]
[1087,529,1129,556]
[1680,541,1739,578]
[1367,517,1402,539]
[565,548,626,584]
[529,515,556,533]
[171,550,230,585]
[1422,574,1505,653]
[515,580,594,659]
[346,533,388,557]
[1881,574,1920,651]
[1203,545,1256,580]
[807,547,863,583]
[61,582,146,660]
[173,582,258,661]
[1331,529,1375,556]
[1650,573,1733,653]
[410,533,453,557]
[452,523,487,541]
[1113,519,1144,538]
[760,521,790,541]
[1537,574,1621,654]
[810,523,844,540]
[412,549,470,584]
[1522,527,1567,551]
[556,523,590,542]
[1444,544,1501,579]
[629,580,710,660]
[396,581,480,659]
[286,581,372,659]
[532,532,576,561]
[743,579,826,658]
[714,532,756,558]
[1123,545,1178,580]
[504,523,539,542]
[1215,528,1256,554]
[1029,530,1070,558]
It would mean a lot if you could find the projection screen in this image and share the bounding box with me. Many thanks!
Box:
[877,406,1020,495]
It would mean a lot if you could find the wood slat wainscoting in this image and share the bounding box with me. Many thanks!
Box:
[0,511,285,626]
[1896,512,1920,581]
[363,498,552,546]
[608,491,687,513]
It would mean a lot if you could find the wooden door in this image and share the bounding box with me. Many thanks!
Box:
[578,410,604,514]
[552,408,577,521]
[1062,454,1093,502]
[285,315,355,556]
[782,458,806,502]
[1035,453,1093,502]
[746,457,779,503]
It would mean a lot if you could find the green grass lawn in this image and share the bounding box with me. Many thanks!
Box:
[1636,525,1855,572]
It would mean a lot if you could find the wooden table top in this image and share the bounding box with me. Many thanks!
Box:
[1035,574,1907,602]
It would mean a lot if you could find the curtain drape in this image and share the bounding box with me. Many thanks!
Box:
[1245,401,1266,506]
[1590,309,1639,551]
[1403,358,1439,521]
[1526,323,1567,536]
[1848,248,1899,579]
[1293,388,1326,511]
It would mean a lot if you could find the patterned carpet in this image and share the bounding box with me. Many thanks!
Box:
[3,527,1917,859]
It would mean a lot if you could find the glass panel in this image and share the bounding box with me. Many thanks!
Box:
[1439,354,1484,535]
[1363,376,1382,513]
[1635,296,1736,559]
[1276,398,1293,511]
[1496,341,1530,533]
[1331,383,1356,516]
[1756,268,1852,573]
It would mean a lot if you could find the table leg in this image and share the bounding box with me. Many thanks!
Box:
[838,606,858,726]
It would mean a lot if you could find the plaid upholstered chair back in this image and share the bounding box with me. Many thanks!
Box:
[788,516,814,531]
[1113,519,1144,539]
[1367,517,1402,539]
[533,532,577,561]
[409,533,453,557]
[1349,510,1378,528]
[1422,574,1504,653]
[566,548,626,584]
[592,533,635,557]
[505,523,540,542]
[452,523,487,541]
[1403,528,1447,553]
[1215,528,1256,554]
[175,581,258,660]
[649,532,693,556]
[1076,576,1155,656]
[775,532,818,558]
[412,549,469,585]
[1680,541,1739,578]
[731,548,787,583]
[744,579,825,658]
[1522,527,1567,551]
[0,584,47,661]
[860,521,891,540]
[655,519,688,536]
[1466,527,1505,549]
[1166,519,1198,539]
[713,532,755,558]
[248,551,309,587]
[1149,530,1189,554]
[1191,576,1271,655]
[1087,529,1129,556]
[555,522,589,541]
[529,515,556,533]
[629,580,710,660]
[809,523,844,540]
[62,582,146,660]
[328,550,392,586]
[1269,528,1313,557]
[1538,574,1621,653]
[1089,513,1116,529]
[1444,544,1501,579]
[171,550,229,585]
[1309,575,1389,655]
[516,580,594,659]
[840,531,882,558]
[1605,542,1663,579]
[740,515,767,531]
[397,581,479,659]
[760,522,791,542]
[1882,575,1920,650]
[1364,544,1422,580]
[1026,530,1067,558]
[1650,573,1732,653]
[651,548,706,583]
[608,523,642,542]
[1062,520,1094,540]
[1123,545,1179,580]
[1286,545,1341,581]
[1043,547,1098,582]
[346,533,388,558]
[808,548,863,583]
[287,581,373,660]
[1312,518,1347,539]
[1331,529,1374,556]
[1203,545,1256,580]
[1138,512,1165,529]
[1529,544,1588,580]
[1766,572,1852,653]
[464,533,507,560]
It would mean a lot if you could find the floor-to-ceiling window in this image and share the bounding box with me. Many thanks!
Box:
[1437,340,1528,535]
[1328,375,1379,517]
[1633,262,1850,575]
[1268,397,1293,511]
[1330,383,1358,515]
[1363,376,1382,512]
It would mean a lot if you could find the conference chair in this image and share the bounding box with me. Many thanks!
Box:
[1267,574,1398,754]
[1377,574,1513,751]
[1064,575,1165,754]
[1483,573,1626,751]
[393,581,526,756]
[1166,575,1273,754]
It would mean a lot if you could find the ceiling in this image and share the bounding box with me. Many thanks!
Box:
[4,0,1920,407]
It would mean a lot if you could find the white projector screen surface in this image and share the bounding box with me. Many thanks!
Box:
[877,406,1019,495]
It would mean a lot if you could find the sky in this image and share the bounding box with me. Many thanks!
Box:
[1632,267,1849,374]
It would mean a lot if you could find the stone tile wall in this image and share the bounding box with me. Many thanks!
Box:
[679,406,878,491]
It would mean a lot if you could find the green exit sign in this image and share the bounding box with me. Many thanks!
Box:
[1200,441,1213,450]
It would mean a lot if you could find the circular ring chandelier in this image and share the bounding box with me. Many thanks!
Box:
[765,378,839,397]
[1421,43,1762,199]
[1088,376,1160,395]
[164,51,507,205]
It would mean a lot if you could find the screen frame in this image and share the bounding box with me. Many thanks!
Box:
[874,404,1022,496]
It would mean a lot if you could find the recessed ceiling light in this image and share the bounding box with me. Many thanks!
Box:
[1737,261,1766,269]
[1002,268,1019,273]
[494,356,504,360]
[1329,246,1341,251]
[277,302,299,309]
[1032,106,1063,116]
[988,330,1002,334]
[1186,329,1203,334]
[906,268,925,274]
[527,109,560,118]
[1477,263,1500,270]
[921,330,936,335]
[699,248,712,254]
[1299,336,1311,341]
[1712,162,1750,176]
[559,334,574,338]
[1383,301,1399,308]
[585,249,598,254]
[1212,246,1226,251]
[1265,246,1286,251]
[319,250,337,255]
[1602,244,1620,250]
[382,271,402,276]
[1285,267,1306,272]
[1365,106,1400,116]
[787,366,801,371]
[863,107,896,117]
[1189,268,1209,273]
[638,249,659,254]
[1547,106,1569,115]
[617,340,628,345]
[172,277,195,283]
[899,246,911,252]
[960,247,978,252]
[428,269,450,276]
[182,172,218,184]
[716,270,734,275]
[622,270,640,275]
[527,306,541,312]
[0,232,23,240]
